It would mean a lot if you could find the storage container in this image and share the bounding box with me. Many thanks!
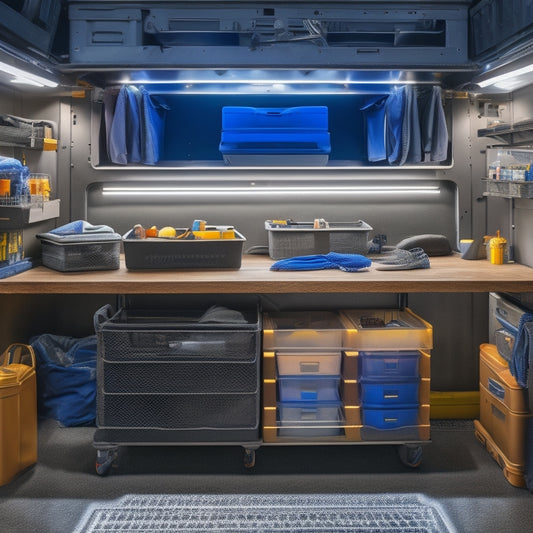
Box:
[361,405,430,441]
[39,237,121,272]
[360,379,420,408]
[0,344,37,486]
[219,106,331,166]
[0,230,23,267]
[359,350,421,380]
[474,419,526,488]
[69,5,143,62]
[278,401,345,437]
[265,220,373,259]
[94,304,261,440]
[263,311,345,351]
[278,376,341,403]
[489,293,532,360]
[479,382,531,465]
[342,308,433,351]
[276,351,342,376]
[122,228,246,270]
[480,343,529,413]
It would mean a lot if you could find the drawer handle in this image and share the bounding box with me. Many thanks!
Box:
[488,378,505,401]
[300,362,320,373]
[384,393,400,399]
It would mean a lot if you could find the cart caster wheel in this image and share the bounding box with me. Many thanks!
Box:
[243,448,256,468]
[398,445,423,468]
[95,448,118,476]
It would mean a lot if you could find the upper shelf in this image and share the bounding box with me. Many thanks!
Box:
[478,119,533,145]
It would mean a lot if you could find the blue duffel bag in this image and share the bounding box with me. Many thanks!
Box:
[30,334,97,427]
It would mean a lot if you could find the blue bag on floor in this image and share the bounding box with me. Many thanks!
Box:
[30,334,97,427]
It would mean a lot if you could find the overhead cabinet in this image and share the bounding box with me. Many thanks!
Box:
[68,1,471,69]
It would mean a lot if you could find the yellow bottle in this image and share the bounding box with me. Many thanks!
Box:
[489,230,507,265]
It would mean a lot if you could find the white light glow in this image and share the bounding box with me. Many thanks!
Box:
[478,63,533,88]
[0,61,58,88]
[102,185,440,196]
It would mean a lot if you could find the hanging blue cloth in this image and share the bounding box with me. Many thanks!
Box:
[509,313,533,388]
[385,87,405,165]
[140,87,169,165]
[103,87,118,160]
[360,95,387,162]
[430,86,449,162]
[417,86,449,162]
[401,86,422,165]
[108,86,128,164]
[125,85,142,163]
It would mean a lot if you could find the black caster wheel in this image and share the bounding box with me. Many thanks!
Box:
[397,444,423,468]
[95,447,118,476]
[243,448,256,468]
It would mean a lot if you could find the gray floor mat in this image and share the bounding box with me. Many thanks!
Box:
[73,493,456,532]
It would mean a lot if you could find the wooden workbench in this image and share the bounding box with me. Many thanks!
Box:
[1,254,532,294]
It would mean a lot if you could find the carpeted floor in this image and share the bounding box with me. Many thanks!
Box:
[0,419,532,533]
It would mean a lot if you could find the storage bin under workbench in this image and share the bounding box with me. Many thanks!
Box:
[92,303,262,474]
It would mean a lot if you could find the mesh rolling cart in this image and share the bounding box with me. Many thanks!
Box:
[92,302,262,474]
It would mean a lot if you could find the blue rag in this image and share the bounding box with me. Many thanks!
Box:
[270,252,371,272]
[509,313,533,388]
[37,221,121,243]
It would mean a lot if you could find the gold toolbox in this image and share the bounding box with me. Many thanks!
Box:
[0,344,37,486]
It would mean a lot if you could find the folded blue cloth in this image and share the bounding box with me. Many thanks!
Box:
[38,220,121,243]
[50,220,115,235]
[509,313,533,388]
[270,252,371,272]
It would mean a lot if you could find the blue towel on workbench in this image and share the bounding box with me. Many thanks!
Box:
[509,313,533,388]
[271,252,371,272]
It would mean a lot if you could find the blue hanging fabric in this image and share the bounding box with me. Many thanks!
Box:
[125,85,142,163]
[430,86,449,162]
[360,95,388,162]
[103,87,118,161]
[108,86,128,164]
[140,87,169,165]
[401,86,422,165]
[417,86,449,163]
[385,86,406,165]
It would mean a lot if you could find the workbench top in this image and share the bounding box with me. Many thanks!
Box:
[1,254,532,294]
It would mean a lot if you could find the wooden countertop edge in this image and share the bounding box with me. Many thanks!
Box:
[1,254,532,294]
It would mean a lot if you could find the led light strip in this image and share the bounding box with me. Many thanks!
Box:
[0,60,58,88]
[102,185,440,196]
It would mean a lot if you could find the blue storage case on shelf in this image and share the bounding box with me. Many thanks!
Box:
[360,379,420,408]
[359,351,420,380]
[362,407,419,430]
[219,106,331,166]
[278,375,341,403]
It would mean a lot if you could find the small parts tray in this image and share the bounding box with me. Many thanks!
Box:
[122,229,246,270]
[265,220,373,259]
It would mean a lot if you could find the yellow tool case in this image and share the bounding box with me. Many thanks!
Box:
[0,344,37,486]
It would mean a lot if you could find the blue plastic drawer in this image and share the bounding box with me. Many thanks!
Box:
[278,376,340,402]
[360,351,420,379]
[362,407,419,429]
[222,106,329,131]
[360,379,419,407]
